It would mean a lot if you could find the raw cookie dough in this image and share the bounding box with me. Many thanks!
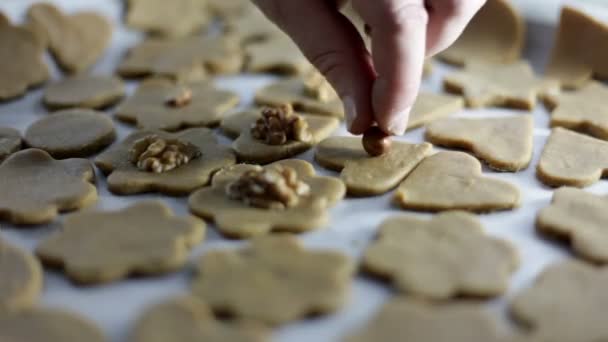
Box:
[24,109,116,159]
[245,34,313,75]
[444,61,557,110]
[117,36,243,80]
[255,78,344,119]
[223,109,339,164]
[36,201,205,284]
[425,116,534,171]
[0,18,48,101]
[224,5,281,43]
[543,81,608,140]
[95,128,235,195]
[0,127,22,163]
[315,136,432,196]
[0,307,105,342]
[43,75,125,110]
[511,260,608,342]
[363,212,518,299]
[27,3,111,73]
[132,295,270,342]
[192,235,353,325]
[546,6,608,89]
[0,239,43,311]
[537,187,608,264]
[188,159,345,238]
[439,0,525,66]
[537,127,608,187]
[0,149,96,225]
[207,0,254,19]
[126,0,208,38]
[115,78,240,131]
[396,151,520,212]
[406,92,464,131]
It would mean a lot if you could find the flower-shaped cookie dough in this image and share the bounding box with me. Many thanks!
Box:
[0,18,48,101]
[95,128,236,195]
[315,136,432,196]
[221,107,339,164]
[245,34,313,75]
[189,159,345,238]
[511,260,608,342]
[0,149,96,225]
[0,127,22,162]
[115,78,239,131]
[132,295,270,342]
[36,201,205,284]
[43,75,125,110]
[192,235,353,325]
[126,0,209,38]
[0,239,43,311]
[363,212,518,299]
[396,151,520,212]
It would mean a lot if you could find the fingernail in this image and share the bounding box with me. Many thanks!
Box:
[343,96,356,131]
[388,107,411,136]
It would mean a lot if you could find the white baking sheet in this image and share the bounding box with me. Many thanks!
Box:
[0,1,607,341]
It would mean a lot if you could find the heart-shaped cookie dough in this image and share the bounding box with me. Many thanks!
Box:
[43,75,125,110]
[0,239,43,311]
[0,127,22,163]
[407,92,464,131]
[395,151,520,212]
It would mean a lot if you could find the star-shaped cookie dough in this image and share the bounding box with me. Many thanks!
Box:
[396,151,520,212]
[0,127,22,163]
[511,260,608,342]
[245,34,313,75]
[36,201,205,284]
[537,127,608,187]
[444,61,558,110]
[188,159,345,238]
[115,78,239,131]
[0,149,96,225]
[364,212,518,299]
[406,92,464,130]
[425,116,534,171]
[95,128,236,195]
[191,235,353,325]
[132,295,270,342]
[315,136,432,196]
[43,75,125,110]
[0,239,43,311]
[126,0,208,38]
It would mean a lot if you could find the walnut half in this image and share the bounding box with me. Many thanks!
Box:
[129,135,201,173]
[225,165,311,210]
[251,105,313,145]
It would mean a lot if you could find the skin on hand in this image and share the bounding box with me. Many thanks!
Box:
[253,0,486,136]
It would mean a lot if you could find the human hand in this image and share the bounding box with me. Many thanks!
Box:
[253,0,486,135]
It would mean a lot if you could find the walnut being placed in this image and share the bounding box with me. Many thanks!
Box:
[251,105,313,145]
[225,165,311,209]
[303,71,338,102]
[129,135,201,173]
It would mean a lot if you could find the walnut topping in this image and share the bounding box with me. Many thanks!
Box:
[129,135,201,173]
[251,105,313,145]
[225,165,311,210]
[303,71,338,102]
[165,86,193,107]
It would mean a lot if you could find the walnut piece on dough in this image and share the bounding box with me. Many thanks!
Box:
[0,239,43,311]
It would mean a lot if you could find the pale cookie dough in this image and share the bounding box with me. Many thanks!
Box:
[0,307,105,342]
[207,0,254,19]
[188,159,345,238]
[0,18,48,101]
[192,235,353,325]
[315,136,432,196]
[0,127,22,163]
[537,127,608,187]
[95,128,235,196]
[0,239,43,311]
[0,149,96,225]
[43,75,125,110]
[425,116,534,172]
[444,61,557,110]
[543,81,608,140]
[363,212,518,299]
[24,109,116,159]
[132,295,270,342]
[27,3,111,73]
[117,35,243,80]
[245,34,313,75]
[546,6,608,89]
[439,0,525,66]
[406,92,464,131]
[225,5,281,43]
[223,109,339,164]
[36,201,205,284]
[511,260,608,342]
[255,78,344,119]
[536,187,608,263]
[115,78,240,131]
[126,0,208,38]
[396,151,520,212]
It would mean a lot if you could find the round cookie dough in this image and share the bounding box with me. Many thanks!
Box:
[0,127,22,163]
[0,239,43,310]
[25,109,116,159]
[43,75,125,110]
